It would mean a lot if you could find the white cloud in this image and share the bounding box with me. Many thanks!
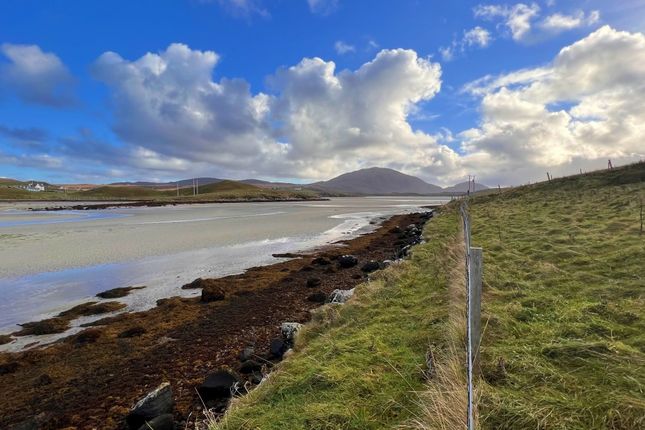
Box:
[459,26,645,184]
[0,43,75,107]
[440,26,492,61]
[540,10,600,32]
[475,3,541,41]
[464,26,493,47]
[308,0,339,15]
[90,44,458,181]
[334,41,355,54]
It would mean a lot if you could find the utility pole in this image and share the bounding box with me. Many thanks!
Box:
[196,178,199,195]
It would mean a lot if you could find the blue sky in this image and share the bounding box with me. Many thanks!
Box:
[1,0,644,185]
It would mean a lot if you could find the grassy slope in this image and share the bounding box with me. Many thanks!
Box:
[210,163,643,430]
[0,180,321,201]
[470,163,645,429]
[213,213,460,430]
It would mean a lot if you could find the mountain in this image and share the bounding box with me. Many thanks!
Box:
[442,181,489,194]
[311,167,442,195]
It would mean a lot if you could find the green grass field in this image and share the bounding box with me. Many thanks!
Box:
[210,162,644,430]
[0,179,321,201]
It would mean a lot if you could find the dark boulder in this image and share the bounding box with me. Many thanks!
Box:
[135,414,175,430]
[272,253,300,258]
[361,260,381,273]
[269,338,288,359]
[239,346,255,362]
[239,360,262,375]
[197,370,240,402]
[118,326,147,338]
[338,255,358,268]
[126,382,174,430]
[307,291,327,303]
[311,257,331,266]
[390,226,402,234]
[306,277,321,288]
[74,328,102,345]
[201,287,225,303]
[0,361,19,375]
[96,286,145,299]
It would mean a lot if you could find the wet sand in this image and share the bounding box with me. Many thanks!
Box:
[0,211,430,430]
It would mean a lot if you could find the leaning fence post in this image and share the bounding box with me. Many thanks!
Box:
[469,247,483,371]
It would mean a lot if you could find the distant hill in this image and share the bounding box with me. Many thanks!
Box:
[311,167,442,195]
[111,177,222,189]
[240,179,301,189]
[442,181,490,194]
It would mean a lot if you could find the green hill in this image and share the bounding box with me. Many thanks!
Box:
[213,162,645,430]
[76,186,164,199]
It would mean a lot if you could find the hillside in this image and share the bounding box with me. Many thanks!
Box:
[312,167,442,195]
[442,181,489,193]
[212,162,645,430]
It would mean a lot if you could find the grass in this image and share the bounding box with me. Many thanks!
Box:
[208,162,644,430]
[0,180,322,201]
[468,162,645,429]
[212,211,461,430]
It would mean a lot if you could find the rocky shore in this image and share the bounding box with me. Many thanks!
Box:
[0,211,431,429]
[28,197,330,212]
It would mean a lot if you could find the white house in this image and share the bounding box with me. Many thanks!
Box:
[25,182,46,192]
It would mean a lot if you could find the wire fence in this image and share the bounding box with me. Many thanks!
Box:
[460,202,483,430]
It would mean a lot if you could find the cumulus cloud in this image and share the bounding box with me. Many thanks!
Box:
[89,43,458,181]
[441,26,492,61]
[459,26,645,184]
[475,3,541,41]
[334,41,355,54]
[540,10,600,32]
[0,43,75,107]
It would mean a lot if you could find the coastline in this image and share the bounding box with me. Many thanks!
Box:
[0,211,431,429]
[24,197,331,211]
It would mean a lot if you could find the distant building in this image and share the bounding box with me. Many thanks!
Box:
[24,182,46,192]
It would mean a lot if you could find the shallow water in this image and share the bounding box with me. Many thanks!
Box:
[0,197,446,349]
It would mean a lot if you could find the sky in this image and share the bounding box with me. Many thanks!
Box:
[0,0,644,186]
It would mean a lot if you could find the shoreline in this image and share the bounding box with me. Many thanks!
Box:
[23,197,331,211]
[0,211,431,429]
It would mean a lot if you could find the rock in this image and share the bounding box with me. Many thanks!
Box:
[311,257,331,266]
[328,289,355,304]
[361,260,381,273]
[281,322,302,343]
[239,346,255,362]
[272,253,300,258]
[126,382,174,430]
[239,360,262,375]
[306,277,321,288]
[301,266,314,272]
[15,317,70,336]
[182,277,213,289]
[197,371,240,402]
[58,301,126,318]
[406,224,417,231]
[118,326,147,338]
[307,291,327,303]
[96,286,145,299]
[338,255,358,268]
[390,226,402,233]
[397,245,411,258]
[0,334,11,345]
[269,338,288,359]
[201,287,225,303]
[382,260,393,268]
[74,328,102,345]
[0,361,19,375]
[250,371,264,385]
[135,414,174,430]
